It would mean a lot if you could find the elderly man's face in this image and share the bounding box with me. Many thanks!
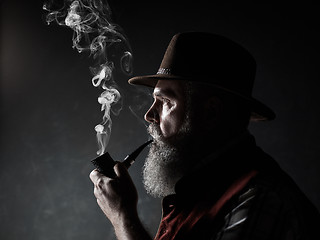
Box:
[144,80,187,138]
[143,80,195,197]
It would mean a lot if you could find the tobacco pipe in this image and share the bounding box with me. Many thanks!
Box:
[91,140,153,178]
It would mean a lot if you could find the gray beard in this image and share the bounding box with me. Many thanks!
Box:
[143,119,195,198]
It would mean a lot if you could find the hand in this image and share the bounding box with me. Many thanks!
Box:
[89,162,138,227]
[89,162,152,240]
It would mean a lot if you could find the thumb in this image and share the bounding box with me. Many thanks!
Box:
[114,162,137,196]
[114,162,130,180]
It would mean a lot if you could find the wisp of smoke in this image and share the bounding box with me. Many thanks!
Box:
[43,0,133,155]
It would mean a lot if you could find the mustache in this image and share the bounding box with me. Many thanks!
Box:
[147,124,164,141]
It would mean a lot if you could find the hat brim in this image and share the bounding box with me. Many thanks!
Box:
[128,74,276,121]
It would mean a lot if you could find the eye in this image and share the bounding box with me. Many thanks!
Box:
[162,97,170,103]
[161,97,174,109]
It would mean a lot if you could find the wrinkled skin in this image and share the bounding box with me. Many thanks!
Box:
[89,163,137,226]
[144,80,187,138]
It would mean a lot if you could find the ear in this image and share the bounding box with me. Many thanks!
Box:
[204,96,223,127]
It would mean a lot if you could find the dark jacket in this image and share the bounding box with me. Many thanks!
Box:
[154,134,320,240]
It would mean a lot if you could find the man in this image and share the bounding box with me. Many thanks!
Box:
[90,32,320,239]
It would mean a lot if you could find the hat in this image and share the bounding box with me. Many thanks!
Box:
[128,32,275,121]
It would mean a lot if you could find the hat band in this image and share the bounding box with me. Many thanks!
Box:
[157,68,172,75]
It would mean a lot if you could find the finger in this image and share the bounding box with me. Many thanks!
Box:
[89,169,104,183]
[94,180,107,197]
[114,162,130,180]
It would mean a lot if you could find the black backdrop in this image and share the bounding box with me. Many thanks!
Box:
[1,1,320,239]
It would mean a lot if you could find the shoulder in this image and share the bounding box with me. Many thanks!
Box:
[242,162,319,240]
[215,156,320,240]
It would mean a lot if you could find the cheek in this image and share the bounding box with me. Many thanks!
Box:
[160,104,185,138]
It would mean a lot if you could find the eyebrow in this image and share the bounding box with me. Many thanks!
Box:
[153,88,177,99]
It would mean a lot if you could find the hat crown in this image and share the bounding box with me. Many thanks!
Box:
[158,32,256,97]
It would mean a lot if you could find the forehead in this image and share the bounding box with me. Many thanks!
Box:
[153,80,186,98]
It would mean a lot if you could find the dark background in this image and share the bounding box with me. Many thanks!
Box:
[1,1,319,239]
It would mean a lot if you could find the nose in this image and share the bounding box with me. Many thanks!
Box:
[144,102,159,124]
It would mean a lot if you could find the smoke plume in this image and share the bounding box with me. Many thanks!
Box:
[43,0,133,155]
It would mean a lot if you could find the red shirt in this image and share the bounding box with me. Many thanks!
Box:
[154,170,258,240]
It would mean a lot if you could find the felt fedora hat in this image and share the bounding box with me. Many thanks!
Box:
[128,32,275,121]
